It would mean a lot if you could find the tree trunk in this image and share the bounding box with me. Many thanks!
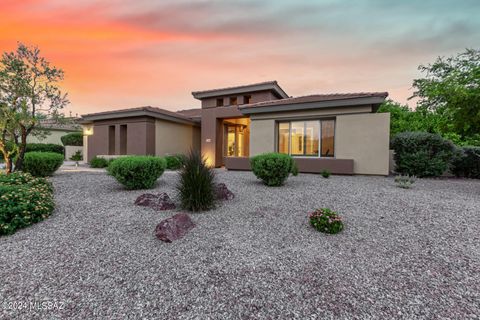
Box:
[14,131,27,172]
[5,157,13,174]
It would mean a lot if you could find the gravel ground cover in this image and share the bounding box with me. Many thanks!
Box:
[1,168,479,319]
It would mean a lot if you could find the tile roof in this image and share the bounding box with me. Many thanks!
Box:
[38,118,82,131]
[81,106,201,123]
[192,80,289,99]
[192,81,279,95]
[240,92,388,109]
[176,108,202,118]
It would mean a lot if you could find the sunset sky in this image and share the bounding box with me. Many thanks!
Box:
[1,0,479,115]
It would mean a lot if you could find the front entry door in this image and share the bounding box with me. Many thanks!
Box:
[224,124,247,162]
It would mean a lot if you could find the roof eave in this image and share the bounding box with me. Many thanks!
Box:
[192,82,289,100]
[81,110,199,126]
[239,96,387,115]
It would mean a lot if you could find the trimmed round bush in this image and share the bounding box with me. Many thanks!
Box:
[391,131,455,177]
[0,172,54,236]
[107,156,166,190]
[90,156,109,168]
[177,150,216,211]
[451,146,480,179]
[250,152,298,186]
[309,208,343,234]
[25,143,64,154]
[61,132,83,146]
[165,154,186,170]
[22,152,64,177]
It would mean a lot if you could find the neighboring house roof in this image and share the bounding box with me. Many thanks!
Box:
[239,92,388,114]
[37,118,82,131]
[192,80,289,99]
[81,106,201,125]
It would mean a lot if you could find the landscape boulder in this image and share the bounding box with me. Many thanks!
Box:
[155,213,195,243]
[214,183,234,200]
[134,192,176,211]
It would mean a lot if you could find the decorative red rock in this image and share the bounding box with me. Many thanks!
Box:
[214,183,234,200]
[155,213,195,243]
[134,193,176,211]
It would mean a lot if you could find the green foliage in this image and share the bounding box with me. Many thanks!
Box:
[250,153,298,186]
[391,132,455,177]
[177,150,216,211]
[0,43,69,173]
[70,150,82,161]
[165,154,186,170]
[451,146,480,179]
[377,100,445,138]
[89,156,109,168]
[394,175,416,189]
[107,156,166,190]
[25,143,64,154]
[321,169,331,178]
[309,208,344,234]
[0,172,54,236]
[412,49,480,138]
[61,132,83,146]
[22,152,64,177]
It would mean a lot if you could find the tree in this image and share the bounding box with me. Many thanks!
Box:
[412,49,480,138]
[0,43,68,173]
[377,100,445,138]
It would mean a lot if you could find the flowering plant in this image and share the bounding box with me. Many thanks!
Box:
[309,208,343,234]
[0,172,54,236]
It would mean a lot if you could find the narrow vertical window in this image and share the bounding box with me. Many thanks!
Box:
[243,95,252,104]
[278,122,290,154]
[290,122,304,155]
[216,98,224,107]
[108,125,115,155]
[305,121,319,156]
[229,97,238,105]
[321,120,335,157]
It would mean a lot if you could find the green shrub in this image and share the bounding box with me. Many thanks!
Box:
[60,132,83,146]
[107,156,166,190]
[165,154,186,170]
[0,172,54,236]
[309,208,344,234]
[90,156,109,168]
[395,174,416,189]
[177,150,216,211]
[250,153,298,186]
[391,131,455,177]
[22,152,64,177]
[321,169,331,178]
[25,143,64,154]
[451,146,480,179]
[70,150,82,161]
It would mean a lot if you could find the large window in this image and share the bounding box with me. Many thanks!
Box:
[277,120,334,157]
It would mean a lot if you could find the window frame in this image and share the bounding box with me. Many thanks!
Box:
[216,98,224,107]
[276,119,335,158]
[229,96,238,105]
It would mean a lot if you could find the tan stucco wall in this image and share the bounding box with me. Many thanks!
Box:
[335,112,390,175]
[27,129,78,145]
[248,112,390,175]
[155,119,200,156]
[249,119,275,156]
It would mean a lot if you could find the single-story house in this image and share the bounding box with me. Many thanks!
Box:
[27,118,82,145]
[81,81,390,175]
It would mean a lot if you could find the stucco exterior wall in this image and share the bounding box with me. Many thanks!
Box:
[155,119,200,156]
[249,119,276,156]
[335,112,390,175]
[201,90,280,108]
[85,117,156,161]
[27,129,79,145]
[248,112,390,175]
